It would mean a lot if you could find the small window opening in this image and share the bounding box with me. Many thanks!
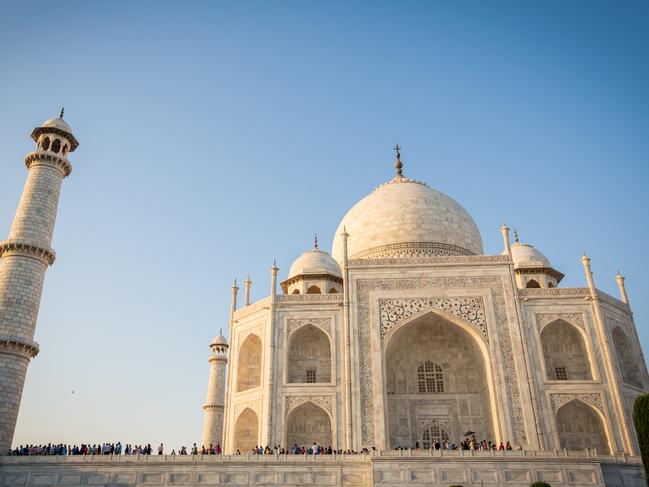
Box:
[306,369,316,383]
[555,367,568,381]
[42,137,50,151]
[422,425,449,449]
[306,285,321,294]
[526,279,541,288]
[51,139,61,154]
[417,362,444,393]
[328,287,338,294]
[292,289,300,294]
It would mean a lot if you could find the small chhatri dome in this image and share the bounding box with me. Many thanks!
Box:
[508,241,551,269]
[211,330,228,347]
[505,229,564,288]
[31,108,79,151]
[288,246,342,280]
[332,146,483,262]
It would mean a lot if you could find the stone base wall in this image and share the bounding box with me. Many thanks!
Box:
[0,451,645,487]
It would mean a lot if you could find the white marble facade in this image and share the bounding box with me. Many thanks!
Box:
[205,150,649,461]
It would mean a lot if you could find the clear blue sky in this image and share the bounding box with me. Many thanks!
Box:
[1,1,648,450]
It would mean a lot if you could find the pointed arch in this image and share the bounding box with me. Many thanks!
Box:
[541,319,592,380]
[526,279,541,288]
[287,324,331,383]
[286,401,332,449]
[306,285,321,294]
[234,407,258,453]
[556,399,610,454]
[383,308,499,449]
[612,326,643,388]
[237,334,262,392]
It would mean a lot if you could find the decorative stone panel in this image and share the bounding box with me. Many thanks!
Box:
[348,255,508,267]
[380,297,487,342]
[276,294,342,304]
[519,288,590,297]
[352,242,474,260]
[535,313,585,333]
[285,395,333,418]
[550,393,604,414]
[286,318,332,338]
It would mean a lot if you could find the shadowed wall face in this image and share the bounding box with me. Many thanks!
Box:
[612,327,643,389]
[385,315,493,449]
[286,401,332,449]
[556,400,610,454]
[234,408,258,453]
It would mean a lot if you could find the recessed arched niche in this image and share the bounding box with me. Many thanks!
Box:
[384,312,494,449]
[287,324,331,383]
[237,334,262,392]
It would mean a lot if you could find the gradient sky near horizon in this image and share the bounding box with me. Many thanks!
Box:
[1,1,648,450]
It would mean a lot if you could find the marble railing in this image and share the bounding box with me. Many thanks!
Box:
[0,449,639,463]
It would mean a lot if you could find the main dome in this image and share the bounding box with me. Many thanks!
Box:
[332,176,483,262]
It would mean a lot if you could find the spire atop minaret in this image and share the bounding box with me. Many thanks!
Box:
[513,227,520,243]
[314,233,319,250]
[394,143,403,176]
[59,107,64,119]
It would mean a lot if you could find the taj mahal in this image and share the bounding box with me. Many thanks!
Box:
[1,114,648,486]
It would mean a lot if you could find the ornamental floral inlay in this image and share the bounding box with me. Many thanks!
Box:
[535,313,585,333]
[380,297,487,342]
[285,395,333,417]
[286,318,332,338]
[550,393,604,414]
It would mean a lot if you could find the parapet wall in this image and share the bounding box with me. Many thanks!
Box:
[0,451,645,487]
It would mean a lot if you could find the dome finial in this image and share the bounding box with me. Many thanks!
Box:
[314,233,318,250]
[513,227,520,243]
[394,143,403,176]
[59,107,64,119]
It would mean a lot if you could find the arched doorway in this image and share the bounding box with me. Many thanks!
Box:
[287,325,331,383]
[286,401,332,449]
[237,334,261,392]
[556,400,610,453]
[540,320,592,380]
[234,408,258,453]
[384,313,494,449]
[612,327,643,388]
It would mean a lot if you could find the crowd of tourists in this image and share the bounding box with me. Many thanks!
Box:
[402,437,517,451]
[9,443,177,456]
[241,444,369,455]
[9,436,518,456]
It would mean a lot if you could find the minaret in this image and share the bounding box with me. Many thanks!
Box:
[201,331,229,450]
[0,111,78,453]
